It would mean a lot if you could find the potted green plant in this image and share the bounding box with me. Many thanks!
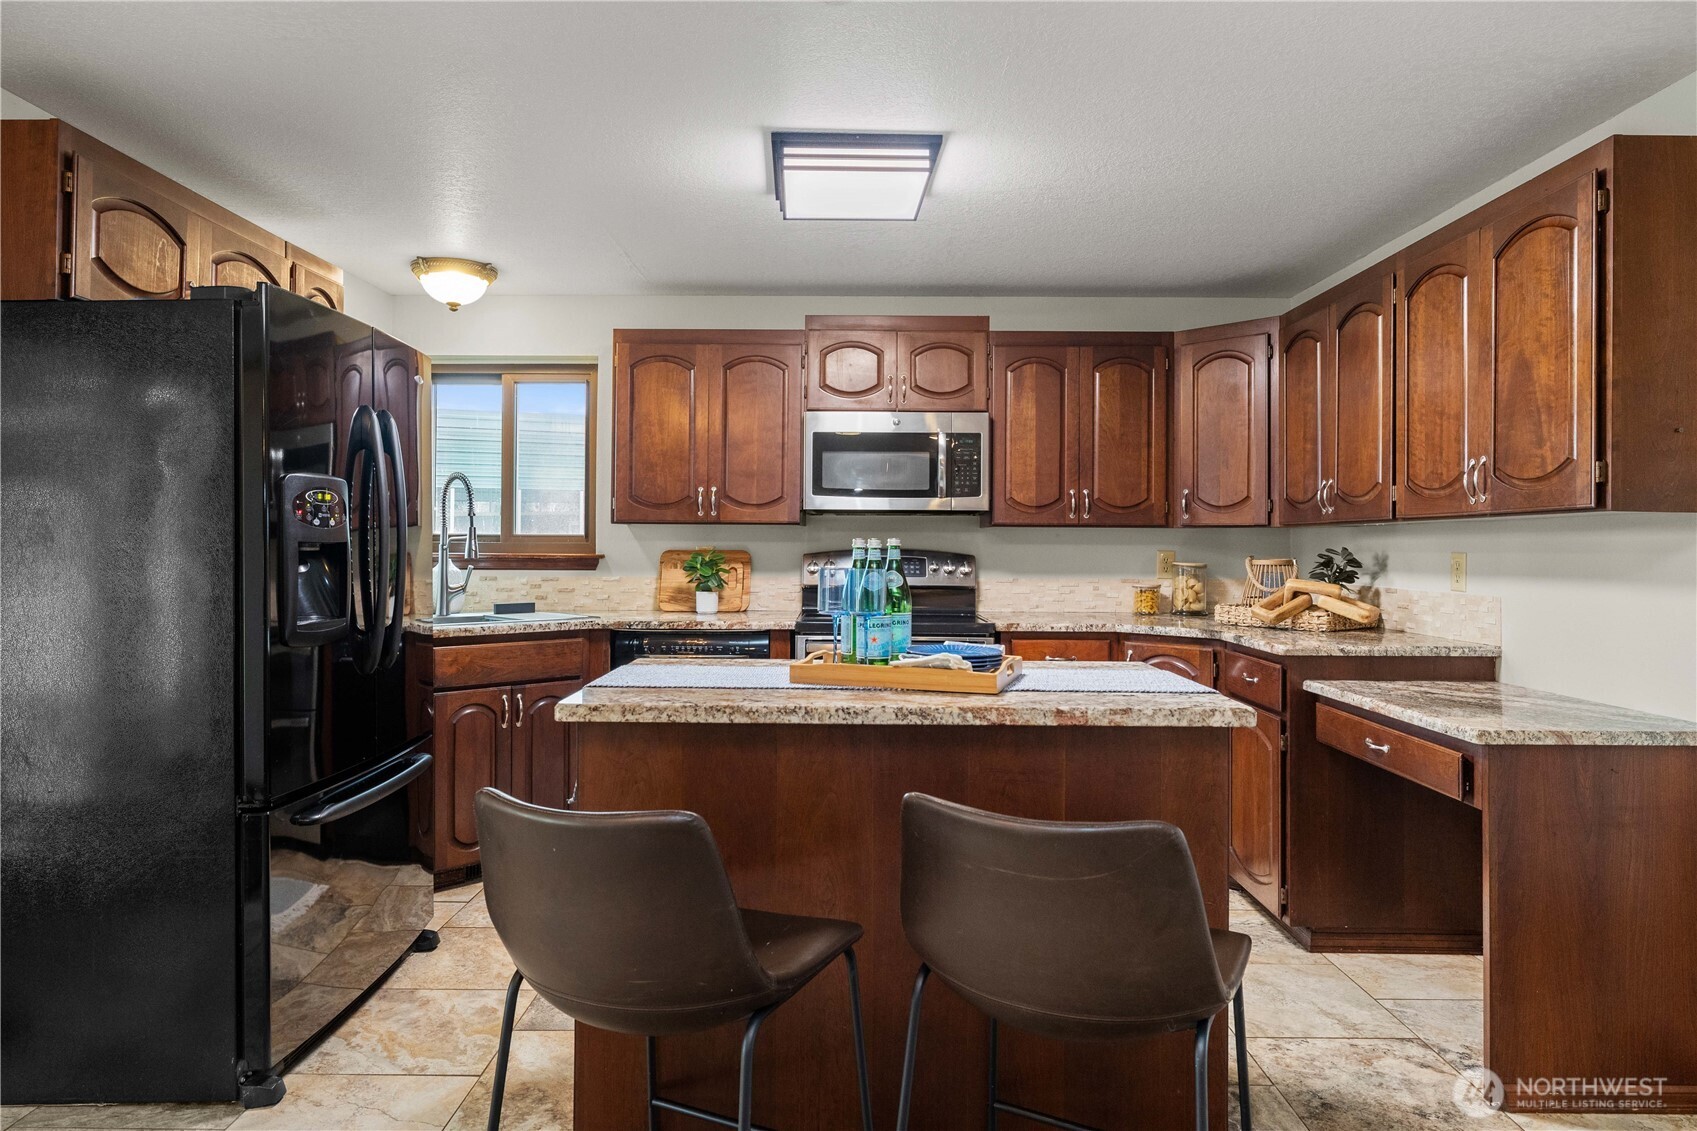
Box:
[682,548,730,615]
[1310,546,1363,591]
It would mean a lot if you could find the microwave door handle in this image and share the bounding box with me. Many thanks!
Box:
[376,408,407,671]
[936,432,949,499]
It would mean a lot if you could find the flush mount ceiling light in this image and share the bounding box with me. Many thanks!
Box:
[771,131,943,221]
[410,257,498,311]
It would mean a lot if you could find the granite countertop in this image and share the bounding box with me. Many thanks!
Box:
[1305,680,1697,746]
[555,660,1258,728]
[989,612,1501,658]
[406,611,798,639]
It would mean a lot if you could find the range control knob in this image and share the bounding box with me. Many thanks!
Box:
[958,562,974,577]
[805,561,820,575]
[941,563,957,575]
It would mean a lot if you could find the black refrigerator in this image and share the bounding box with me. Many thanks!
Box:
[1,285,432,1107]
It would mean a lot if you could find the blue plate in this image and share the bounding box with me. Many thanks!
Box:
[907,641,1005,660]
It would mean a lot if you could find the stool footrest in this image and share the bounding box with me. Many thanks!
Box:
[992,1098,1101,1131]
[651,1095,777,1131]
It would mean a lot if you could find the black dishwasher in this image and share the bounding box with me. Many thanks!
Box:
[610,630,773,668]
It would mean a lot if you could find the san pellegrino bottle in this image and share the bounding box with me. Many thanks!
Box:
[885,539,912,657]
[857,539,891,664]
[842,539,867,662]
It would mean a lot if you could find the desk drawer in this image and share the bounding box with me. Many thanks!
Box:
[1220,651,1283,711]
[1316,704,1468,802]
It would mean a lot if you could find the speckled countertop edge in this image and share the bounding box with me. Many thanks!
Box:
[407,611,799,638]
[1305,680,1697,747]
[556,660,1258,728]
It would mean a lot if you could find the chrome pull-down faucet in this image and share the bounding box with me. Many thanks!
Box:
[434,472,479,616]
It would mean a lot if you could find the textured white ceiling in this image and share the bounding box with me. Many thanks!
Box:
[3,2,1692,298]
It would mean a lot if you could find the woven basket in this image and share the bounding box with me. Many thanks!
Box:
[1214,598,1374,633]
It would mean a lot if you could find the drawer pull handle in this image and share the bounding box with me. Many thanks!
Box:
[501,692,511,730]
[1043,655,1079,662]
[1363,737,1391,756]
[514,690,524,728]
[1240,673,1260,684]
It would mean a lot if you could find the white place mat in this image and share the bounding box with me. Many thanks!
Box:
[588,662,1212,695]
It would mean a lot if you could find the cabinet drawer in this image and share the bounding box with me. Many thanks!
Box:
[1122,639,1215,687]
[1006,636,1113,662]
[1220,651,1283,711]
[1315,705,1469,802]
[431,637,590,690]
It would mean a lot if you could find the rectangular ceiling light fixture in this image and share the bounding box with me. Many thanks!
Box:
[772,131,943,221]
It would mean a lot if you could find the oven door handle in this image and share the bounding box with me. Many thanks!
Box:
[289,744,432,826]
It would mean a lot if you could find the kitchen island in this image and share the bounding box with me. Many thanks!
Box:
[555,661,1256,1130]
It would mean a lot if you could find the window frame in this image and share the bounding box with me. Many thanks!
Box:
[424,364,601,569]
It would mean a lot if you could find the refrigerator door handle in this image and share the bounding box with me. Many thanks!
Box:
[343,405,391,675]
[376,408,408,670]
[288,743,432,826]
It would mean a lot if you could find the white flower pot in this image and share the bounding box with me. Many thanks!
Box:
[695,590,719,616]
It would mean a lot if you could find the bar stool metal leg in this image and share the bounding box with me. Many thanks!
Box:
[1233,985,1252,1131]
[843,948,875,1131]
[895,963,931,1131]
[486,970,524,1131]
[1193,1014,1213,1131]
[646,1037,660,1131]
[738,1004,777,1131]
[987,1018,999,1131]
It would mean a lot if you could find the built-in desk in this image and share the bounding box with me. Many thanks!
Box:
[1307,680,1697,1116]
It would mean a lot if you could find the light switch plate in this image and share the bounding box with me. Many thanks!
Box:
[1450,552,1467,592]
[1156,550,1177,578]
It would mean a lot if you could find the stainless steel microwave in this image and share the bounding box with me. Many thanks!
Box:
[802,411,990,512]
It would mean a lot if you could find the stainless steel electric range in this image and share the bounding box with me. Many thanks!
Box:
[793,548,999,656]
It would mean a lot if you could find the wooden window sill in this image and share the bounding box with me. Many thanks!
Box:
[433,553,604,571]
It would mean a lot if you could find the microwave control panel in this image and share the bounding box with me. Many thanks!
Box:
[946,434,982,497]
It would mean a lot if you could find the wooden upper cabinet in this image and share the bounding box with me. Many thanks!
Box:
[807,330,896,409]
[1477,172,1596,514]
[1077,342,1167,525]
[189,213,287,293]
[67,151,192,301]
[1,119,345,306]
[1172,319,1273,526]
[988,334,1167,527]
[805,316,988,411]
[1277,269,1393,525]
[1327,271,1394,522]
[701,342,804,523]
[898,330,988,410]
[990,341,1075,525]
[1398,230,1482,518]
[1277,306,1327,525]
[612,331,804,524]
[374,336,422,525]
[613,340,703,522]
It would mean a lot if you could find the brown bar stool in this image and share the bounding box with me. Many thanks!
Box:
[895,793,1253,1131]
[474,789,874,1131]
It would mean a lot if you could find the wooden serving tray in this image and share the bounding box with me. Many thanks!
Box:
[657,549,752,612]
[790,650,1022,694]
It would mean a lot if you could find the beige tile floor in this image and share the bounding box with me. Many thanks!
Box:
[7,884,1694,1131]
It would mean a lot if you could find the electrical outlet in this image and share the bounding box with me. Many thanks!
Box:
[1156,550,1177,579]
[1450,552,1467,592]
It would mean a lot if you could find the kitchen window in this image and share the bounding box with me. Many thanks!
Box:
[425,367,599,567]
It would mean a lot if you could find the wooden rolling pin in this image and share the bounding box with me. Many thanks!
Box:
[1285,578,1347,600]
[1252,592,1312,625]
[1313,593,1381,625]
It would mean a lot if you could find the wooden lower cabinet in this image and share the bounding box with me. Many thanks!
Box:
[1120,636,1216,686]
[407,631,609,879]
[1229,708,1284,912]
[1002,634,1114,661]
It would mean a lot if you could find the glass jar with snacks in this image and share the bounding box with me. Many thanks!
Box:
[1172,563,1209,616]
[1131,581,1163,616]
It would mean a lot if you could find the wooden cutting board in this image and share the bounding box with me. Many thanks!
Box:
[657,549,753,612]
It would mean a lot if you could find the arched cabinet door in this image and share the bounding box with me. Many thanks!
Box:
[1478,172,1597,514]
[508,680,583,811]
[374,338,421,525]
[990,345,1074,525]
[67,153,192,301]
[432,687,506,871]
[1228,708,1283,913]
[1398,231,1483,518]
[1077,344,1167,526]
[612,343,702,522]
[1277,310,1327,525]
[806,331,896,408]
[898,331,987,410]
[702,345,803,524]
[1326,272,1394,523]
[1172,322,1272,526]
[188,213,286,294]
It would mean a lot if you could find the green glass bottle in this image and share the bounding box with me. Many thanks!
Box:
[885,539,912,657]
[842,539,866,663]
[857,539,890,664]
